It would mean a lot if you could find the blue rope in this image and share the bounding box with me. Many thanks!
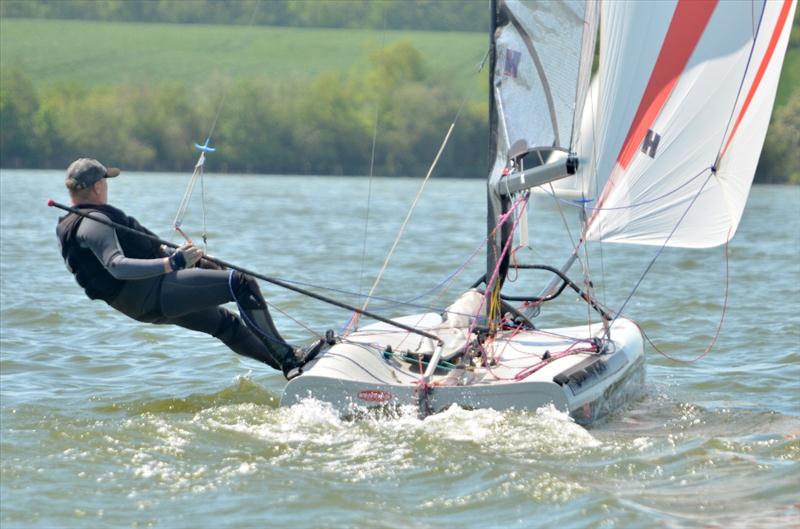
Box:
[539,165,712,212]
[227,270,290,347]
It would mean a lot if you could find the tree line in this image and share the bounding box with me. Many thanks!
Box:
[0,41,488,177]
[0,0,488,32]
[1,37,797,182]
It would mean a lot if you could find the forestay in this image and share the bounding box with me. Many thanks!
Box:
[579,0,795,248]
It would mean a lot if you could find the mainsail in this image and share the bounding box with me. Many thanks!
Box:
[579,0,795,248]
[490,0,597,167]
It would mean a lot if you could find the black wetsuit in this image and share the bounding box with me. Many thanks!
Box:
[56,204,292,370]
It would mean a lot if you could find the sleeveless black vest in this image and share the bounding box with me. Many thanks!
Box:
[56,204,164,302]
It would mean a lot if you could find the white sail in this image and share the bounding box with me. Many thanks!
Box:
[582,0,795,248]
[492,0,598,163]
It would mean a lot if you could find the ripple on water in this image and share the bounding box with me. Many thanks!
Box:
[3,175,799,529]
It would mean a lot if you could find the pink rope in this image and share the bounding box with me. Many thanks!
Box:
[513,343,598,381]
[466,194,530,343]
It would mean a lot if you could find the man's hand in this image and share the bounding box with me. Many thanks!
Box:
[168,243,203,271]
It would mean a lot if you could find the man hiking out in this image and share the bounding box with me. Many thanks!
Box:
[55,158,320,378]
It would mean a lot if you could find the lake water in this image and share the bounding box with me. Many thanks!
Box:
[1,170,798,528]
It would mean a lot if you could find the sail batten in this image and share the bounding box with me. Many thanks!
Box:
[505,10,561,147]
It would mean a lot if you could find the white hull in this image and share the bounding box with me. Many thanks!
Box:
[281,314,645,423]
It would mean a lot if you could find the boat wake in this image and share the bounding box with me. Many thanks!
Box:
[197,397,603,457]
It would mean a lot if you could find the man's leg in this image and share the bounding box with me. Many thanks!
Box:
[159,269,234,317]
[163,306,284,370]
[225,271,295,360]
[159,268,296,368]
[226,271,329,378]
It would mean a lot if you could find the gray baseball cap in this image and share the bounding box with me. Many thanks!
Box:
[65,158,120,191]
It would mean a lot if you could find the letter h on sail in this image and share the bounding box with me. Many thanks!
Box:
[641,129,661,158]
[504,49,522,77]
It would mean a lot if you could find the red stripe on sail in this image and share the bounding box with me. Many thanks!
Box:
[719,0,793,159]
[585,0,717,234]
[617,0,718,170]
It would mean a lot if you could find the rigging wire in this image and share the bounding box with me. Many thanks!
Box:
[539,167,713,213]
[583,76,608,308]
[468,194,529,344]
[347,45,492,332]
[713,1,767,166]
[348,98,469,330]
[605,168,715,336]
[548,182,580,251]
[263,296,325,341]
[357,6,388,301]
[171,0,263,248]
[635,234,730,364]
[544,177,597,326]
[173,145,213,248]
[257,222,491,317]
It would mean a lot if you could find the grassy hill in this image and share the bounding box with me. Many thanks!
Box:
[3,16,796,108]
[0,18,489,100]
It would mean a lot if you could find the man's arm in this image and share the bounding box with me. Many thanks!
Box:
[76,212,172,280]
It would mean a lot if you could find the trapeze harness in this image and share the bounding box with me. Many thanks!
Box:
[56,204,293,371]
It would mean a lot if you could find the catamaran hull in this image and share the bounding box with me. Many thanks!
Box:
[281,317,645,423]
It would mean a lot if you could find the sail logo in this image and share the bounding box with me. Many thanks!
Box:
[641,129,661,158]
[504,49,522,78]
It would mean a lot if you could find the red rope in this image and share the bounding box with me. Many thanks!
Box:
[636,233,731,364]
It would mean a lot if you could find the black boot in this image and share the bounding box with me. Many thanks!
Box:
[282,339,328,380]
[283,329,337,379]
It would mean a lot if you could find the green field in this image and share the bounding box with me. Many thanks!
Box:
[3,17,797,105]
[0,18,489,99]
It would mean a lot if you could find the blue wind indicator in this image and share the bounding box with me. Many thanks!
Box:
[194,138,216,153]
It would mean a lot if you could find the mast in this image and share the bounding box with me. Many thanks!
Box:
[485,0,511,333]
[485,0,599,330]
